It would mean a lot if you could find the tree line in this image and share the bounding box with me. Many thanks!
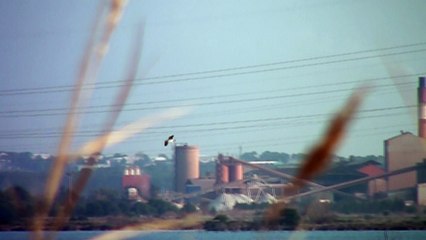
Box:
[0,186,196,227]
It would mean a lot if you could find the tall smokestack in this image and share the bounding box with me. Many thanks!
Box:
[419,77,426,138]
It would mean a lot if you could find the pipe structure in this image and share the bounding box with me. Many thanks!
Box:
[282,165,419,202]
[231,157,365,200]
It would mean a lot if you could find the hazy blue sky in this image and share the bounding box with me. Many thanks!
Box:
[1,0,426,158]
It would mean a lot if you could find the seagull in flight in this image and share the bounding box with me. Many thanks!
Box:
[164,135,175,147]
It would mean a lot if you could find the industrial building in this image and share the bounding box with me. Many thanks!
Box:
[384,77,426,201]
[122,166,150,200]
[163,146,286,209]
[167,77,426,208]
[177,153,289,208]
[384,132,426,192]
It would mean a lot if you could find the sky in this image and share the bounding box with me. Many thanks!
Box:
[1,0,426,158]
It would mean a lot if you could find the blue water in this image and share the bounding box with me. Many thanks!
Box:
[1,230,426,240]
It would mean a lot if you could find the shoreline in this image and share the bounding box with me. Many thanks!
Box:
[2,214,426,232]
[2,223,426,232]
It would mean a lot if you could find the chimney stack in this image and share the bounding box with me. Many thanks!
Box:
[418,77,426,138]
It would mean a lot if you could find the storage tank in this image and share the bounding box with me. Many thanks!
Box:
[175,144,200,192]
[216,163,229,184]
[228,163,243,182]
[216,154,229,184]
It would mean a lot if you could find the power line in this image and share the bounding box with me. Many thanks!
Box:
[0,83,410,137]
[0,105,414,139]
[0,81,416,118]
[0,124,410,155]
[198,123,416,153]
[0,72,420,115]
[1,42,426,96]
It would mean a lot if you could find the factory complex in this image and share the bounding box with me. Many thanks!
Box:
[116,76,426,211]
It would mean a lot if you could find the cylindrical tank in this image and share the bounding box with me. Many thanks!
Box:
[419,77,426,138]
[175,144,199,192]
[217,163,229,184]
[228,163,243,182]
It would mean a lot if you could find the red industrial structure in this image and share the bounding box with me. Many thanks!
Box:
[122,166,150,199]
[216,161,229,184]
[228,163,243,182]
[216,154,243,184]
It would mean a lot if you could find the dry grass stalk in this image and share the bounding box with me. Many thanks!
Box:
[46,26,144,239]
[265,86,366,224]
[46,106,192,239]
[293,87,365,188]
[31,1,127,239]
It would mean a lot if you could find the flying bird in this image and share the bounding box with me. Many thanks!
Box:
[164,135,175,147]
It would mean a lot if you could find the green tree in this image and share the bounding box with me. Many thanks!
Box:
[113,153,125,158]
[0,192,18,224]
[134,152,152,167]
[181,202,197,214]
[85,200,119,216]
[240,151,258,161]
[291,153,307,162]
[213,214,229,223]
[90,189,121,202]
[86,201,105,216]
[131,202,154,216]
[135,152,151,161]
[4,186,34,219]
[147,199,178,216]
[259,151,289,163]
[144,164,173,190]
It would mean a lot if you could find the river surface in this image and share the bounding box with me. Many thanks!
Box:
[1,230,426,240]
